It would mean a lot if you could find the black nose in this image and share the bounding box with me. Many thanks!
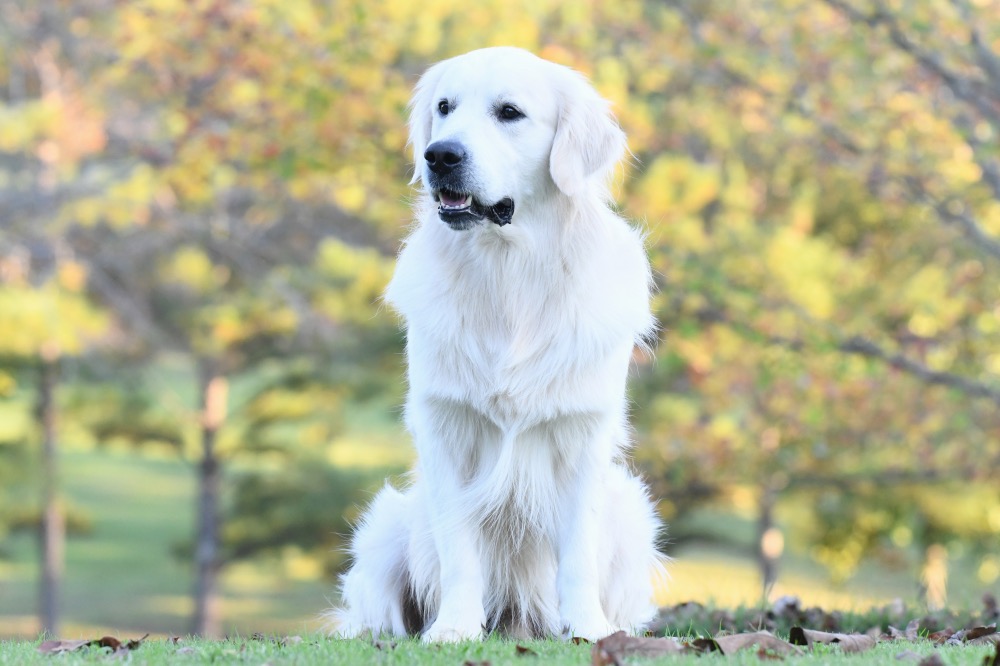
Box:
[424,140,466,175]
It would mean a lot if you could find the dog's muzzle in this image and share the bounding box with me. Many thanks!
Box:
[425,140,515,229]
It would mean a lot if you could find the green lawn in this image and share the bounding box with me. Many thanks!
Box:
[2,634,997,666]
[0,449,327,638]
[0,447,990,641]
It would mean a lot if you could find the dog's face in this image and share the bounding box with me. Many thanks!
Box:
[409,47,626,230]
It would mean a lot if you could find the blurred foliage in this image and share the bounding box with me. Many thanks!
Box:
[221,461,385,576]
[0,0,998,610]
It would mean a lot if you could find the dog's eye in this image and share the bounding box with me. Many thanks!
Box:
[438,100,450,116]
[497,104,524,122]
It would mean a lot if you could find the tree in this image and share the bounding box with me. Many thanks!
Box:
[623,0,1000,595]
[44,0,406,634]
[5,0,999,627]
[0,276,107,634]
[0,0,113,634]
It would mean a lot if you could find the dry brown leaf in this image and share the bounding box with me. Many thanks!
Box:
[515,644,538,657]
[93,637,122,651]
[789,626,878,653]
[968,633,1000,647]
[687,637,720,653]
[757,645,787,660]
[928,628,955,644]
[713,631,800,656]
[591,631,685,666]
[983,642,999,666]
[37,634,147,656]
[37,639,91,654]
[571,636,591,645]
[123,633,149,651]
[965,625,1000,646]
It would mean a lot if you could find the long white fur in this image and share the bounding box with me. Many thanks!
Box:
[331,46,663,642]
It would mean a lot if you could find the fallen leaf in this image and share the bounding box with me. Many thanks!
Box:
[515,644,538,656]
[93,637,122,651]
[591,631,685,666]
[917,654,945,666]
[571,636,591,645]
[713,631,799,656]
[37,639,91,654]
[687,637,720,653]
[965,625,1000,646]
[983,642,999,666]
[789,627,877,653]
[757,645,786,660]
[928,628,955,644]
[124,633,150,650]
[969,633,1000,647]
[36,634,147,656]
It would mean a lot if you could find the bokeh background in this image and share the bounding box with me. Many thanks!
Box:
[1,0,999,640]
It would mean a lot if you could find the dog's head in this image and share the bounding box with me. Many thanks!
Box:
[408,47,626,230]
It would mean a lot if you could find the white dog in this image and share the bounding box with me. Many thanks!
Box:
[332,47,662,642]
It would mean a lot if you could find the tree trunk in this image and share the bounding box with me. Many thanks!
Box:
[38,347,62,637]
[191,361,228,637]
[920,543,948,611]
[756,486,782,596]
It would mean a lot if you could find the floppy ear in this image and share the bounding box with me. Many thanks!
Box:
[407,60,448,186]
[549,69,627,198]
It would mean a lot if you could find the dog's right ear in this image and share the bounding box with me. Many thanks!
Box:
[407,61,448,186]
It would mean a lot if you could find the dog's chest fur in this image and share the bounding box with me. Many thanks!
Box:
[390,214,645,425]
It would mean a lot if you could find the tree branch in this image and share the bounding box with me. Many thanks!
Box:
[674,1,1000,265]
[949,0,1000,90]
[840,335,1000,407]
[904,176,1000,263]
[823,0,1000,127]
[680,300,1000,408]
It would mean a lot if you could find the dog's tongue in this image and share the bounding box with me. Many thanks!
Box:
[440,192,470,208]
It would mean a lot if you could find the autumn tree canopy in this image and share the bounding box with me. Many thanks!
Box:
[1,0,998,631]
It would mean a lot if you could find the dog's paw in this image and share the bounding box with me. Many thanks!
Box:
[422,619,484,643]
[561,614,619,642]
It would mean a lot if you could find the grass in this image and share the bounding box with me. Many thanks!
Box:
[2,634,997,665]
[0,446,990,640]
[0,449,327,638]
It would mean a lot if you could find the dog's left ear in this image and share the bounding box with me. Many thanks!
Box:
[407,60,448,186]
[549,69,627,198]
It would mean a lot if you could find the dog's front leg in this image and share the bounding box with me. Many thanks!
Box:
[419,459,486,642]
[556,456,616,641]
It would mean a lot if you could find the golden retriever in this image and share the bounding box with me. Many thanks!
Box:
[332,46,662,642]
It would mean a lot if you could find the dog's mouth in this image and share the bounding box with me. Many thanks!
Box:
[434,189,515,229]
